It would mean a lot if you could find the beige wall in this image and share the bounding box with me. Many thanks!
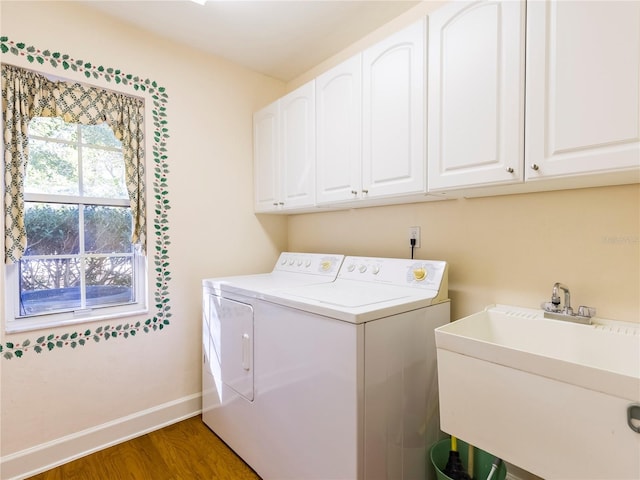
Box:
[289,185,640,323]
[0,0,287,470]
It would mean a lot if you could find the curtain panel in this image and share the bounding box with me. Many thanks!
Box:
[1,64,146,264]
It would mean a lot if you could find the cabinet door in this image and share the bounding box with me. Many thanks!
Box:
[280,82,316,209]
[362,19,426,198]
[316,55,363,204]
[253,101,280,212]
[428,0,525,191]
[526,0,640,181]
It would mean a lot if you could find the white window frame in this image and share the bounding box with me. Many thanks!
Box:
[4,121,148,334]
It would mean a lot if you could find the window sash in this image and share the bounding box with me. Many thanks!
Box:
[5,253,147,333]
[17,252,137,319]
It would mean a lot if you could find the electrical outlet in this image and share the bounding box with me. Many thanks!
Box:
[408,226,421,248]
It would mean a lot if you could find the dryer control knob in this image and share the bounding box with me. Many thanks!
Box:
[305,260,312,267]
[358,265,367,273]
[320,261,332,271]
[288,259,295,265]
[372,265,380,275]
[347,264,356,272]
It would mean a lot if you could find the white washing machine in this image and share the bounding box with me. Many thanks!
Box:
[205,255,449,480]
[201,252,344,467]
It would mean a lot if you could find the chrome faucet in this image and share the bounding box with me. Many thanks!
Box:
[551,282,573,315]
[542,282,595,324]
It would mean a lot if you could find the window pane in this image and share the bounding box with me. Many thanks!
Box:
[29,116,77,142]
[86,256,134,306]
[84,206,132,254]
[26,138,79,195]
[25,203,80,255]
[81,123,122,148]
[19,258,82,315]
[82,146,128,198]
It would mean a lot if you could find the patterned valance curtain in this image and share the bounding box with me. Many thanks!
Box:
[1,63,146,264]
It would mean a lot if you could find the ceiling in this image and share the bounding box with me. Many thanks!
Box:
[80,0,420,82]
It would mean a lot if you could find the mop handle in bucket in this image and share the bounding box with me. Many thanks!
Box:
[486,456,502,480]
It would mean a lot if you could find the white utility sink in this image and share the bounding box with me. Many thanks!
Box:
[435,304,640,480]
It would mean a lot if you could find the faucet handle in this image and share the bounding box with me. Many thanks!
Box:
[577,306,596,318]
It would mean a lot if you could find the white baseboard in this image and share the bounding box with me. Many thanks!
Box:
[0,393,202,480]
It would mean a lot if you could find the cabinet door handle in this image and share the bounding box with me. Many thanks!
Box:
[506,167,514,173]
[278,202,284,206]
[531,164,540,171]
[361,189,369,195]
[628,404,640,433]
[351,190,358,196]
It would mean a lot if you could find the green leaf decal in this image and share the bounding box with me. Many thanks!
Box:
[1,35,172,359]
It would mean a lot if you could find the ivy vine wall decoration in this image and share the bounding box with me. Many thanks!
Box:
[0,37,172,359]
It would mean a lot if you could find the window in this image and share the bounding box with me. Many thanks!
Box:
[23,118,139,309]
[5,117,146,332]
[2,64,147,333]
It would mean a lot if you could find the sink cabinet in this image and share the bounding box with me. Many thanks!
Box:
[427,0,640,196]
[435,305,640,479]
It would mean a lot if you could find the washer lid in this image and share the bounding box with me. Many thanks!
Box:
[264,279,442,324]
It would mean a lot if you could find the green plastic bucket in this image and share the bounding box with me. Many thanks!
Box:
[430,438,507,480]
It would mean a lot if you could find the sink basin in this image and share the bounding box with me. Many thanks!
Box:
[436,304,639,400]
[435,304,640,479]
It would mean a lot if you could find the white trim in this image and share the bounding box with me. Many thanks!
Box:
[5,307,149,334]
[0,393,202,480]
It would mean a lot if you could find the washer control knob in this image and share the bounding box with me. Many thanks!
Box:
[281,258,287,265]
[297,260,303,266]
[288,259,295,265]
[413,268,427,281]
[372,265,380,275]
[320,260,332,271]
[358,264,367,273]
[305,260,312,267]
[347,264,356,272]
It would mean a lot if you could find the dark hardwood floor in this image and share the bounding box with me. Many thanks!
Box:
[28,416,260,480]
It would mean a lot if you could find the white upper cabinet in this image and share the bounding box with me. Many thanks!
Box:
[525,0,640,182]
[362,19,427,199]
[254,82,316,212]
[253,101,280,212]
[280,82,316,208]
[427,0,525,191]
[316,55,362,205]
[255,1,639,213]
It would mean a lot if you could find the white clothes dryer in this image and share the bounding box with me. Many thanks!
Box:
[205,255,449,480]
[201,252,344,461]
